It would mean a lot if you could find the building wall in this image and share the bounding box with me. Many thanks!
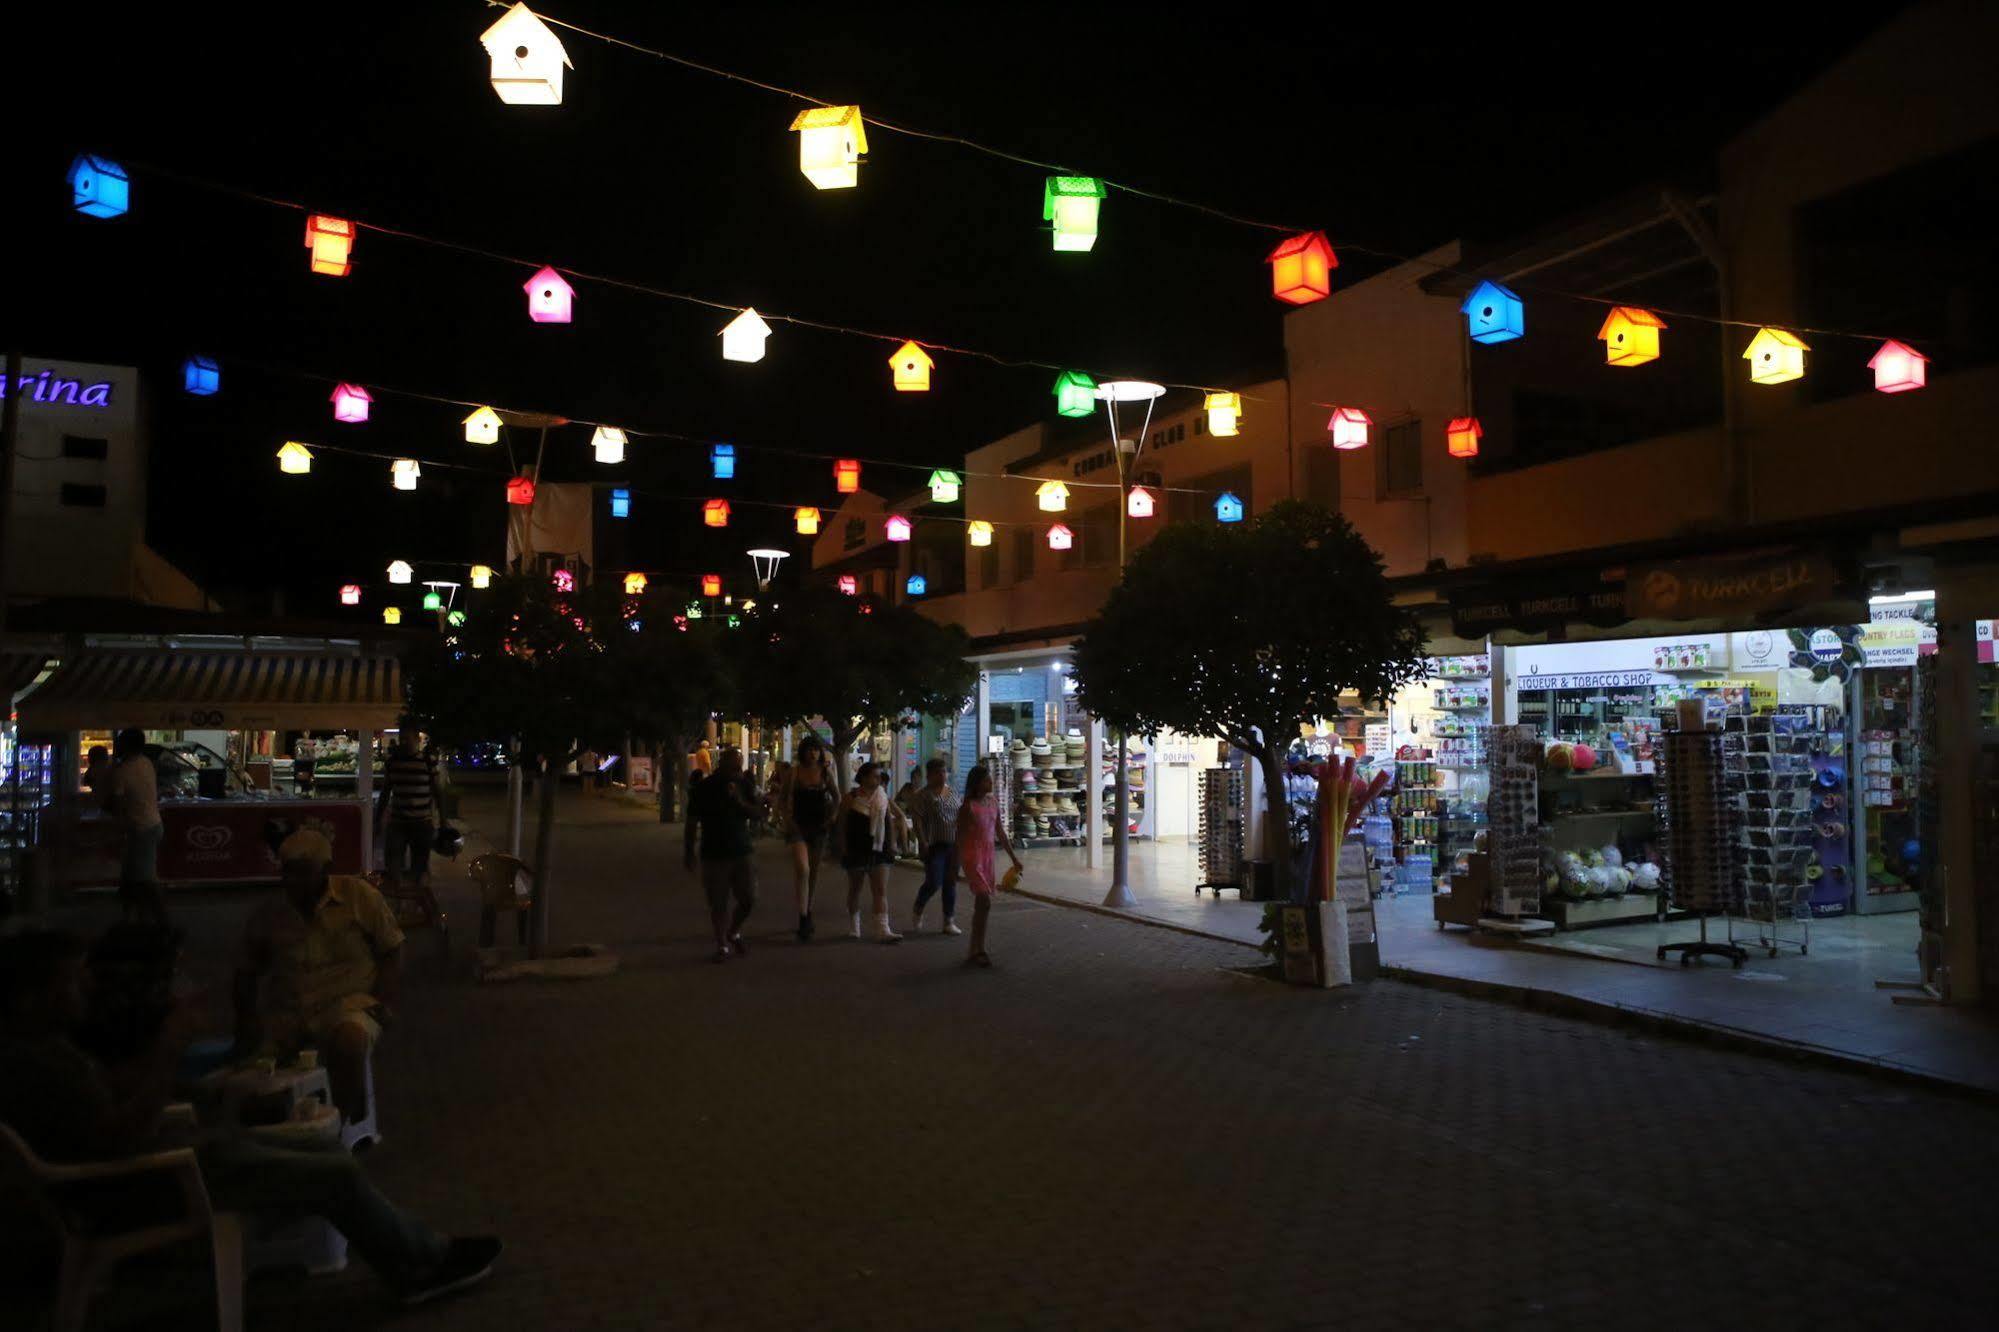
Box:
[917,381,1287,642]
[1282,247,1472,577]
[4,358,148,601]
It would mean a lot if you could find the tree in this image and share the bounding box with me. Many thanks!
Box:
[1071,500,1427,894]
[597,595,733,821]
[730,586,975,788]
[406,572,722,954]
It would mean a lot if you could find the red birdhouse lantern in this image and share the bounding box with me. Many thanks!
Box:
[701,574,722,597]
[1265,230,1337,305]
[1446,417,1482,459]
[506,475,536,506]
[834,458,861,493]
[703,498,731,528]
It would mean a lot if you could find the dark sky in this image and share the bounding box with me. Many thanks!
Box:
[11,2,1886,613]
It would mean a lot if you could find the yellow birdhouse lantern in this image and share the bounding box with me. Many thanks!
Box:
[1036,480,1069,513]
[304,215,355,277]
[623,572,647,595]
[383,607,402,626]
[967,520,994,547]
[704,499,731,528]
[469,564,494,589]
[463,406,502,444]
[591,426,627,464]
[1743,328,1809,385]
[276,442,314,474]
[1204,392,1242,437]
[890,341,933,392]
[480,3,572,106]
[788,104,867,190]
[1598,307,1667,367]
[794,506,822,535]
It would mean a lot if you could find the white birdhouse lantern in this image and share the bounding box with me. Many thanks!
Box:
[480,4,572,106]
[720,308,772,363]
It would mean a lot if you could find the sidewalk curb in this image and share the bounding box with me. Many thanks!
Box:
[1010,882,1998,1103]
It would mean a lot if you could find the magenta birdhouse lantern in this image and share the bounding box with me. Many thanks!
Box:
[524,265,574,323]
[331,383,372,423]
[1328,406,1371,450]
[885,515,912,542]
[1868,340,1928,393]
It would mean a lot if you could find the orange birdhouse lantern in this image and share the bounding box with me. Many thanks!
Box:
[1446,417,1482,459]
[701,574,722,597]
[794,506,822,535]
[834,458,861,493]
[1597,307,1667,367]
[703,498,730,528]
[1266,230,1336,305]
[304,214,355,277]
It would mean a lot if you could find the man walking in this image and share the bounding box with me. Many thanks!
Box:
[382,733,438,892]
[101,728,165,922]
[683,747,758,963]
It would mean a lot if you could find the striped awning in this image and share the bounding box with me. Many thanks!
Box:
[2,654,51,702]
[15,652,404,732]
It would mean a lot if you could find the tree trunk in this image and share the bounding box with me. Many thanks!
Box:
[832,723,857,792]
[661,732,688,822]
[528,755,559,957]
[1257,744,1295,901]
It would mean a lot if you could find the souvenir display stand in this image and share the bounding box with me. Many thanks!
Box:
[1196,766,1244,896]
[1656,727,1748,967]
[1475,724,1552,933]
[1724,712,1817,957]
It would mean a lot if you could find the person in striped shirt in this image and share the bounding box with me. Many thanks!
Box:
[382,733,439,889]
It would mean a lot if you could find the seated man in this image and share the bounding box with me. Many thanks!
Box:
[0,929,500,1307]
[236,830,402,1125]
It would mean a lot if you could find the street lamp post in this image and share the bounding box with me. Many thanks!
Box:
[1094,380,1166,909]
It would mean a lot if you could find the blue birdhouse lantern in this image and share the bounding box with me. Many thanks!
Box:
[905,574,927,597]
[609,487,632,519]
[1460,280,1524,344]
[182,356,220,396]
[67,154,129,218]
[1214,491,1244,523]
[710,443,736,480]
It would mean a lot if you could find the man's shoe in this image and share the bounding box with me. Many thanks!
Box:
[942,920,963,936]
[797,913,813,942]
[731,934,748,956]
[711,947,731,964]
[400,1236,503,1307]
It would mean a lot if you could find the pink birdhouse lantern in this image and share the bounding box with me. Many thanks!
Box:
[330,382,372,423]
[1047,524,1074,551]
[1127,486,1155,519]
[884,514,912,542]
[1868,340,1928,393]
[339,584,362,606]
[524,265,574,323]
[837,575,858,595]
[1328,406,1372,450]
[552,568,575,593]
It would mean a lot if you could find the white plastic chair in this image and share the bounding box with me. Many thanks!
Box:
[0,1107,244,1332]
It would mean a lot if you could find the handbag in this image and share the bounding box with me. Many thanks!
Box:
[433,823,464,859]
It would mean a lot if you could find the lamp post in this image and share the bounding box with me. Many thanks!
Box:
[747,547,789,592]
[1094,379,1166,909]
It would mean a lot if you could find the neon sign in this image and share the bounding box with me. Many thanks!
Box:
[0,370,114,407]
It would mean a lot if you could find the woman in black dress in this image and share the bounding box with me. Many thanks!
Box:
[839,762,910,943]
[781,735,837,940]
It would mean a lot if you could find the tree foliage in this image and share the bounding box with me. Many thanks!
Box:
[729,586,975,783]
[1072,501,1427,875]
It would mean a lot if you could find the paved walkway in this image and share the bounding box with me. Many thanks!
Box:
[37,791,1999,1329]
[1009,840,1999,1095]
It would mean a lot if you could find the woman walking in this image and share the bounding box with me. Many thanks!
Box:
[781,736,837,941]
[907,758,962,935]
[839,762,910,943]
[955,764,1022,967]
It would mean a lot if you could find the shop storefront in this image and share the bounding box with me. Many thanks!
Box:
[15,648,404,888]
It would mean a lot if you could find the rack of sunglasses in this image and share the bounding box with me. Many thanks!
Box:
[1197,766,1245,894]
[1723,713,1818,956]
[1480,724,1543,917]
[1656,728,1749,966]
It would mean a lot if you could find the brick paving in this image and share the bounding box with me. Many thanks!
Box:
[54,789,1999,1328]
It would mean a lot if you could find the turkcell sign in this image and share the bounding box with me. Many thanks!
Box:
[0,368,115,407]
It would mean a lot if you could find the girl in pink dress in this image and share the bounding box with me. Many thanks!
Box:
[955,765,1022,967]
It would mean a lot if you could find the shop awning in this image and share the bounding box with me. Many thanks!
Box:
[15,652,404,733]
[2,654,52,701]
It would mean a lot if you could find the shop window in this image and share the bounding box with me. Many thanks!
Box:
[61,434,109,460]
[1013,526,1036,583]
[1381,420,1422,496]
[59,482,107,508]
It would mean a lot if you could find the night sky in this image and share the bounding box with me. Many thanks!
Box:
[12,2,1885,615]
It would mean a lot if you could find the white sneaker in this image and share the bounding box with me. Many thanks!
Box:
[875,913,903,943]
[942,920,963,936]
[849,913,864,939]
[910,912,927,935]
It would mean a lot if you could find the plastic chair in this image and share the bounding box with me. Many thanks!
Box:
[468,852,533,948]
[367,869,450,972]
[0,1108,245,1332]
